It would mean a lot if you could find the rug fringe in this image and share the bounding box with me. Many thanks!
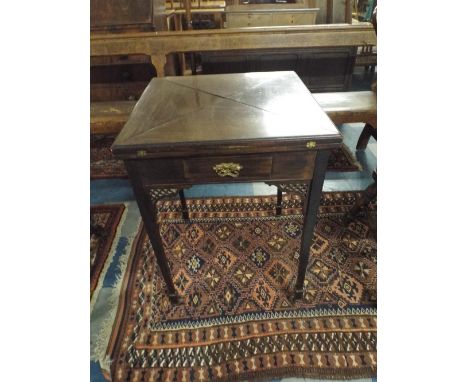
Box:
[90,244,131,367]
[91,204,128,312]
[90,216,140,373]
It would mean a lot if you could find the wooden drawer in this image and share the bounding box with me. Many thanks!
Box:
[130,151,316,186]
[183,155,273,182]
[272,151,316,180]
[129,158,185,185]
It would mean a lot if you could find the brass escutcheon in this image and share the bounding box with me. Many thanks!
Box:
[212,162,243,177]
[306,141,316,149]
[136,150,147,157]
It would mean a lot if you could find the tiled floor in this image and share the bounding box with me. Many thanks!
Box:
[90,69,377,382]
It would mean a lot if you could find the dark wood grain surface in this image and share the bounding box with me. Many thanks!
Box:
[112,71,341,159]
[91,91,376,135]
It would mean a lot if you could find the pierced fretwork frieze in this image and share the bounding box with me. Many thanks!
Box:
[270,183,308,197]
[148,188,179,204]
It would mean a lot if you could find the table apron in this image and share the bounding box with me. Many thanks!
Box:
[125,151,317,186]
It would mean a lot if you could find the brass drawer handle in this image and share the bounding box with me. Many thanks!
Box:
[213,162,243,177]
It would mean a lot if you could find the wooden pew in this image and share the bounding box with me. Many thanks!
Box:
[312,91,376,127]
[91,91,376,149]
[91,23,375,97]
[90,101,137,135]
[314,91,377,149]
[91,23,376,77]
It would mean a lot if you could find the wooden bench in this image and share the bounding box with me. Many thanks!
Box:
[313,91,377,149]
[91,24,376,77]
[90,101,137,135]
[312,91,376,126]
[91,90,376,148]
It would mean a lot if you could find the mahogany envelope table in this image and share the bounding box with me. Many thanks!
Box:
[112,71,342,304]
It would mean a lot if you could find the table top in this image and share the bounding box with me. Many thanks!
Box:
[112,71,341,158]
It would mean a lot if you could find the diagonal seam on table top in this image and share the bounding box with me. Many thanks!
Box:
[125,102,210,142]
[126,110,210,142]
[127,78,285,142]
[164,77,283,116]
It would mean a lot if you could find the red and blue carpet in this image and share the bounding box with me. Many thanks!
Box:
[106,192,377,381]
[91,204,126,299]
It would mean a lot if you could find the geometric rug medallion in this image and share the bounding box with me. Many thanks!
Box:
[91,135,362,180]
[107,192,376,381]
[90,204,125,298]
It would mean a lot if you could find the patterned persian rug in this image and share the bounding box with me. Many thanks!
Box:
[90,135,362,179]
[91,135,128,180]
[106,192,376,381]
[90,204,125,299]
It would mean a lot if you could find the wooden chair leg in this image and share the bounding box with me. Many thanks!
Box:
[276,187,282,216]
[179,189,189,220]
[356,123,376,150]
[344,171,377,223]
